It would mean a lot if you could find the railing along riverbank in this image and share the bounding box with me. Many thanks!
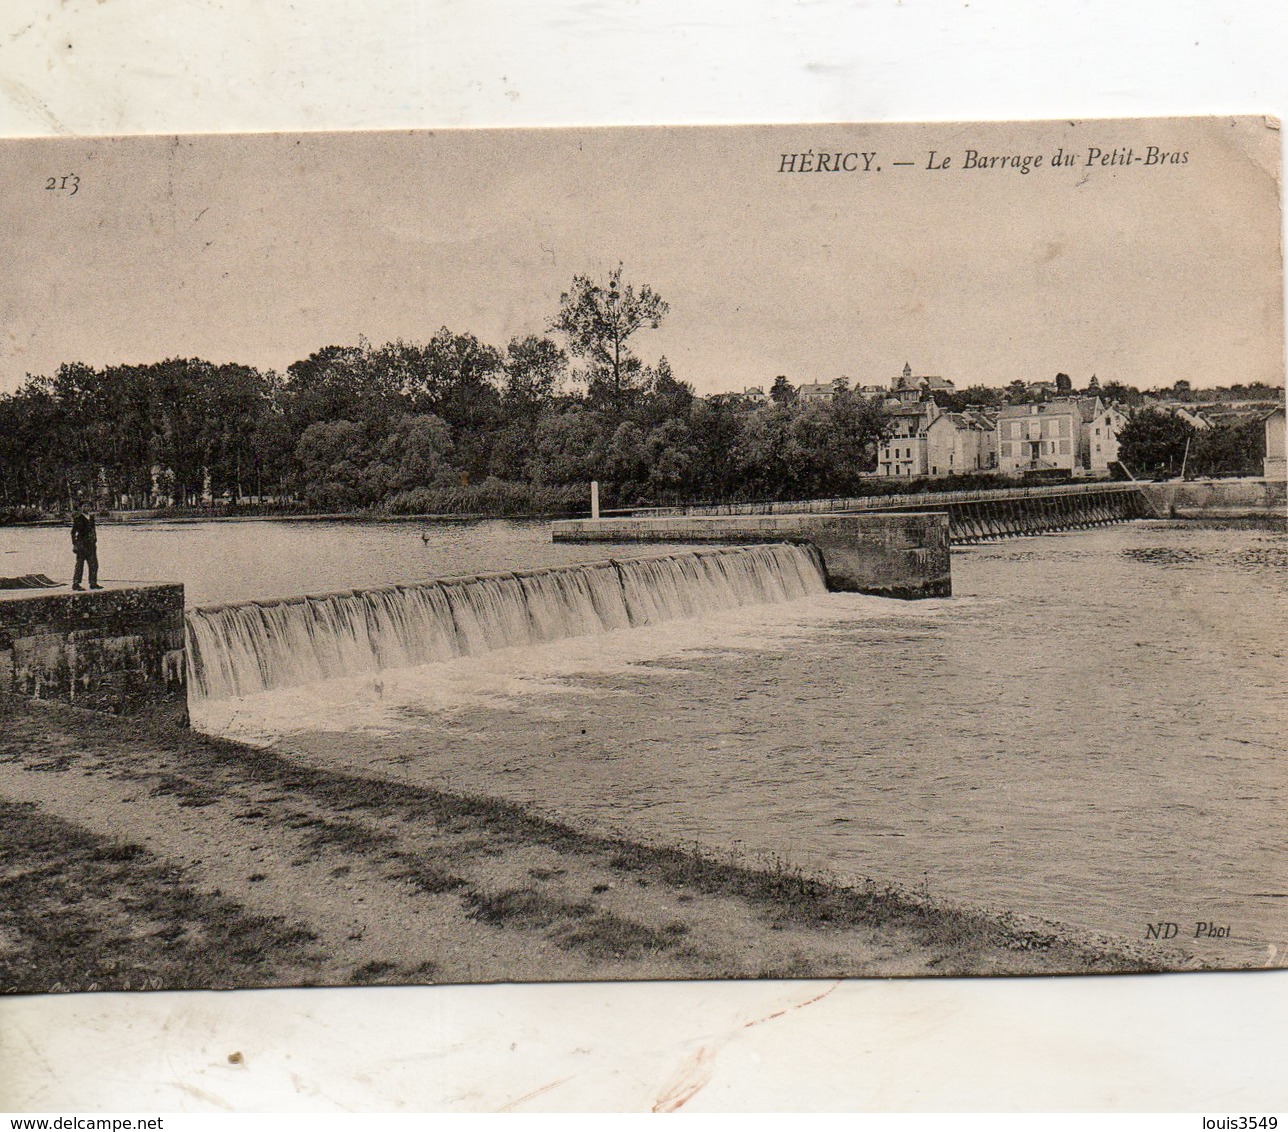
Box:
[629,482,1148,542]
[632,480,1142,518]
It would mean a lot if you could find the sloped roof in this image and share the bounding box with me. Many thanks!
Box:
[930,411,989,432]
[998,400,1080,418]
[1072,396,1106,423]
[1205,406,1278,425]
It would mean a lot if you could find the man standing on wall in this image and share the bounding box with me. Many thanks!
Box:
[71,500,101,591]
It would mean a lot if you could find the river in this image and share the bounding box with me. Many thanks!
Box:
[3,515,1284,966]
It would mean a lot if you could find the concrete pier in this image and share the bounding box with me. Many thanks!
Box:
[552,513,952,598]
[0,582,188,726]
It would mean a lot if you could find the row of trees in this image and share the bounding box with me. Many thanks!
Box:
[0,266,898,515]
[1115,408,1269,480]
[762,371,1280,415]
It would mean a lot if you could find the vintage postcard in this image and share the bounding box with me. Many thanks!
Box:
[0,117,1283,996]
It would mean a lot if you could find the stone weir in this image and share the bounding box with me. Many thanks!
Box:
[635,483,1150,544]
[874,485,1150,543]
[0,582,188,727]
[185,544,831,702]
[551,513,952,599]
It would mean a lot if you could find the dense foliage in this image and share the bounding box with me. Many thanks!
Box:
[0,270,894,515]
[1116,408,1267,479]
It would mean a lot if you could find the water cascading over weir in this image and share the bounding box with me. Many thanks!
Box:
[184,544,827,702]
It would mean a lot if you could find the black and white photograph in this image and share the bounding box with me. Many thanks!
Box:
[0,116,1283,1004]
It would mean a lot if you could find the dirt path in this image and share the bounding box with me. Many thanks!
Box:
[0,697,1171,993]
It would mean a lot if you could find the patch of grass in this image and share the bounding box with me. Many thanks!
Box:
[296,815,394,855]
[90,842,146,863]
[755,954,824,980]
[383,857,467,895]
[556,912,679,960]
[149,773,221,809]
[351,960,399,984]
[0,800,323,994]
[26,755,77,773]
[463,887,693,964]
[555,912,690,961]
[465,887,594,930]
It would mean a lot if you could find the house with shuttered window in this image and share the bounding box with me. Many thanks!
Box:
[996,401,1080,473]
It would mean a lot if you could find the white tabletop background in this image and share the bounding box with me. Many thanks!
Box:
[0,0,1285,1113]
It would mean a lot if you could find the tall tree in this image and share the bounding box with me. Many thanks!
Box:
[686,397,742,500]
[1116,408,1194,478]
[411,328,504,479]
[769,375,795,405]
[550,264,668,409]
[501,335,567,413]
[283,343,404,441]
[293,419,374,508]
[639,356,694,428]
[828,389,891,479]
[363,413,456,498]
[524,407,611,486]
[1191,418,1263,477]
[1099,379,1141,406]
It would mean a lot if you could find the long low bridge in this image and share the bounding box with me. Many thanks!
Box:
[623,482,1151,544]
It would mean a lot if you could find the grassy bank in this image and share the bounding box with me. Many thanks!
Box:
[0,697,1179,993]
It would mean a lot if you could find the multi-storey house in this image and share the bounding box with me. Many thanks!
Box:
[797,381,835,404]
[876,398,940,477]
[1082,400,1128,474]
[996,401,1080,473]
[925,410,998,476]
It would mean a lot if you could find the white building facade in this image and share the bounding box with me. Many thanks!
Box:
[925,411,997,476]
[996,402,1079,473]
[1084,401,1127,474]
[876,399,940,477]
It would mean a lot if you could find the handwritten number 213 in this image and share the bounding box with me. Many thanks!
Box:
[46,174,79,195]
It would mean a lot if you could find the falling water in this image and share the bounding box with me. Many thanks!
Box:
[185,543,827,702]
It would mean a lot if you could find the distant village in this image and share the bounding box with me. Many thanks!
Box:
[709,363,1286,482]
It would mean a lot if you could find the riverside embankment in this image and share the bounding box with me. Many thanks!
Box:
[0,695,1163,993]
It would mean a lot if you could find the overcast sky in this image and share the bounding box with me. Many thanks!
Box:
[1,117,1282,396]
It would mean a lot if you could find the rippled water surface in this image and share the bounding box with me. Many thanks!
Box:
[12,516,1284,964]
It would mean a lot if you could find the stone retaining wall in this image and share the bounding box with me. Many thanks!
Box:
[0,583,188,726]
[1136,479,1287,518]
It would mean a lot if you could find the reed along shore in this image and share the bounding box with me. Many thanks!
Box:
[0,696,1179,993]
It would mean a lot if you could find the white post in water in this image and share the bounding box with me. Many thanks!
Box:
[590,480,600,519]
